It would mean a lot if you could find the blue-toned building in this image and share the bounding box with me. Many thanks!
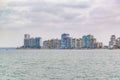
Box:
[82,35,87,48]
[61,33,70,49]
[24,34,30,48]
[82,34,103,49]
[66,37,73,49]
[35,37,42,48]
[82,34,94,48]
[86,35,94,48]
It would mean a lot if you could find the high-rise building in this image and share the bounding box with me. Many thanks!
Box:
[29,38,36,47]
[24,34,42,48]
[77,38,82,49]
[82,35,87,48]
[92,38,97,48]
[86,35,94,48]
[35,37,42,48]
[109,35,116,48]
[24,34,30,39]
[55,39,61,49]
[61,33,70,49]
[24,34,30,48]
[82,35,94,48]
[116,37,120,48]
[43,40,48,49]
[109,35,120,49]
[66,37,73,49]
[72,38,78,49]
[82,34,102,49]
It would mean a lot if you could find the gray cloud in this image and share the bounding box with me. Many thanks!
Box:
[2,0,91,24]
[0,0,120,47]
[59,1,91,9]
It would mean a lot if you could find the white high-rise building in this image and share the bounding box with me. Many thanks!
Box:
[109,35,116,48]
[24,34,42,48]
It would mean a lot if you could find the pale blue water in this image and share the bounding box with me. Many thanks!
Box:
[0,50,120,80]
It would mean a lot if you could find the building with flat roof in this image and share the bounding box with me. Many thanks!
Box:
[43,39,61,49]
[82,34,103,49]
[24,34,42,48]
[61,33,70,49]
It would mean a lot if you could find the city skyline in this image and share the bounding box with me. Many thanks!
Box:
[0,0,120,47]
[23,33,103,49]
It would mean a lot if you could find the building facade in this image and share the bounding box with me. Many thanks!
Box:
[109,35,120,49]
[77,38,82,49]
[86,35,94,48]
[43,39,61,49]
[116,37,120,48]
[71,38,78,49]
[82,34,103,49]
[82,35,94,48]
[82,35,87,48]
[109,35,116,48]
[24,34,42,48]
[61,33,70,49]
[66,37,73,49]
[23,33,103,49]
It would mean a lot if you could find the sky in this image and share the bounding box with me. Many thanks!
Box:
[0,0,120,47]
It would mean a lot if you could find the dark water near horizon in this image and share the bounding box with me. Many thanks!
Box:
[0,48,16,50]
[0,50,120,80]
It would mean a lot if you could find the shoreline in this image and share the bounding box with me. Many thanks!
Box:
[16,48,119,50]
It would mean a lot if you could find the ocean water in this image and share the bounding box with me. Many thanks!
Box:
[0,50,120,80]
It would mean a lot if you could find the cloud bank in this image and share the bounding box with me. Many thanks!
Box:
[0,0,120,47]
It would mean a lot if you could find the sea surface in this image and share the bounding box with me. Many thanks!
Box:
[0,50,120,80]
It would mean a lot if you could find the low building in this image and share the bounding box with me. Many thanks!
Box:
[43,39,61,49]
[96,42,103,48]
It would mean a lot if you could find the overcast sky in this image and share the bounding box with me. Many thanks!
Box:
[0,0,120,47]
